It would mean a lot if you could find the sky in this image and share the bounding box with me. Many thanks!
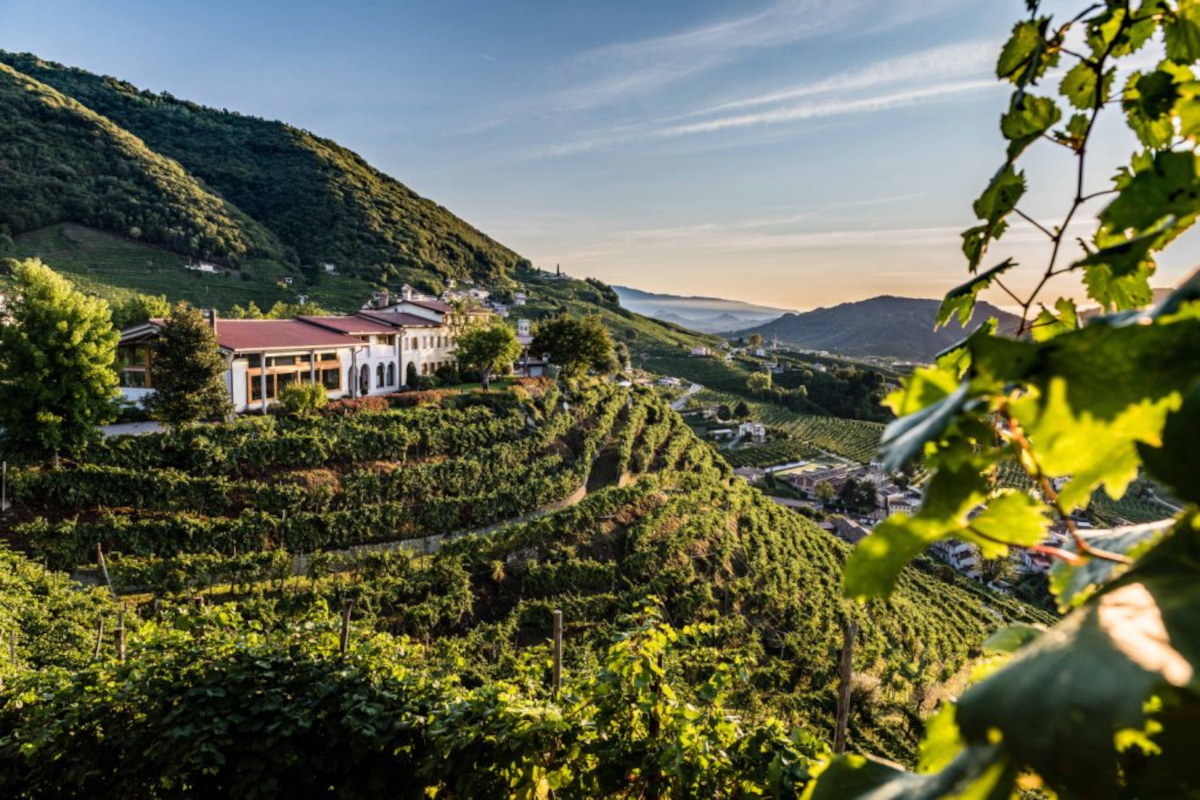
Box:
[2,0,1197,311]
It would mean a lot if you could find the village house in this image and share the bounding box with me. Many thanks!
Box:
[738,421,767,443]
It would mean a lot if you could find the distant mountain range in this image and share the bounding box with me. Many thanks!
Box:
[733,295,1021,362]
[612,286,793,333]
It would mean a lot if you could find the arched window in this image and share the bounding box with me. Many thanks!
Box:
[359,364,370,396]
[376,363,385,388]
[387,362,396,386]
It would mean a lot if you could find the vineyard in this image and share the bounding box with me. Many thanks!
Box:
[693,390,884,467]
[0,383,1052,795]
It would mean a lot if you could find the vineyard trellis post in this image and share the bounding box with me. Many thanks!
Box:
[834,620,857,754]
[552,608,563,698]
[93,612,104,659]
[96,543,115,599]
[114,609,126,664]
[340,599,353,659]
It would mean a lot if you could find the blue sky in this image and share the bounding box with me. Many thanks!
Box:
[2,0,1196,309]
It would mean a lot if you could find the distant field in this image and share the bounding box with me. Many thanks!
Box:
[694,389,883,466]
[8,223,373,312]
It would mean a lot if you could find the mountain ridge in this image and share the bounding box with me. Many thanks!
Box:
[735,294,1021,361]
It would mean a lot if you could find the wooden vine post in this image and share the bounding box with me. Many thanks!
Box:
[552,609,563,698]
[114,609,126,664]
[340,600,353,659]
[96,543,115,599]
[834,620,858,754]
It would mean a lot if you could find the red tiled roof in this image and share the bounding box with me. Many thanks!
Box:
[357,310,440,328]
[210,320,362,351]
[407,298,453,313]
[298,315,398,335]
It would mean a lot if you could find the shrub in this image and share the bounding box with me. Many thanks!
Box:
[321,396,388,417]
[277,383,327,417]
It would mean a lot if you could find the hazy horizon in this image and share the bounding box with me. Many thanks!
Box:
[4,0,1198,309]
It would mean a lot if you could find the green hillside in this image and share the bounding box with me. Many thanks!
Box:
[0,385,1051,794]
[0,62,283,264]
[0,51,525,285]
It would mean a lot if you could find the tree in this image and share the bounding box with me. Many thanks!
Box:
[277,382,327,417]
[145,303,232,426]
[717,404,732,421]
[530,314,616,378]
[746,371,772,394]
[0,259,118,458]
[747,333,763,349]
[110,292,170,328]
[453,323,522,390]
[813,480,836,504]
[406,361,419,387]
[733,400,750,419]
[973,549,1016,586]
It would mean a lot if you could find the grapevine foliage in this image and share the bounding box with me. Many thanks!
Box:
[821,2,1200,797]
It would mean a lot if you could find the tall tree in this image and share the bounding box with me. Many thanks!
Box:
[747,333,763,349]
[530,314,616,379]
[145,303,232,426]
[454,323,522,390]
[0,259,118,458]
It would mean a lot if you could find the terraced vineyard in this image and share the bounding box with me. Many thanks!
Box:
[0,382,1053,783]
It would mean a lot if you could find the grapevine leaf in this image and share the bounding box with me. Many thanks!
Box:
[972,165,1025,233]
[1060,61,1114,110]
[1165,0,1200,64]
[1174,77,1200,141]
[956,516,1200,796]
[878,382,971,473]
[1029,297,1079,342]
[965,490,1050,555]
[982,624,1044,653]
[1053,112,1090,151]
[1100,151,1200,250]
[1083,260,1156,310]
[961,221,1007,271]
[882,364,962,417]
[844,459,988,600]
[1138,380,1200,504]
[1088,5,1158,57]
[936,259,1016,328]
[918,705,964,775]
[1076,216,1174,280]
[1049,519,1176,611]
[1123,70,1179,149]
[1000,93,1060,158]
[997,18,1058,87]
[807,747,1013,800]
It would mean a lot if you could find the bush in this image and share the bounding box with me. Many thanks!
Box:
[321,396,389,417]
[434,363,461,386]
[277,383,327,417]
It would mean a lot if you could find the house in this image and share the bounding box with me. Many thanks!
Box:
[789,466,856,494]
[930,539,978,575]
[322,263,338,274]
[657,376,682,387]
[709,427,735,439]
[513,292,527,306]
[738,421,767,443]
[689,346,711,357]
[186,261,220,274]
[733,466,765,484]
[832,516,870,545]
[116,298,494,412]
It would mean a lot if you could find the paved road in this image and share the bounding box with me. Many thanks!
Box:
[670,382,703,411]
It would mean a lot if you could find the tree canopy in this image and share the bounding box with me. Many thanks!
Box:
[0,259,118,457]
[145,303,232,426]
[531,314,616,378]
[454,323,523,389]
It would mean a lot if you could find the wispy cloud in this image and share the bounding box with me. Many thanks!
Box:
[553,0,962,111]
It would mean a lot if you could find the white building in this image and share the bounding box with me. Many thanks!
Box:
[117,294,490,412]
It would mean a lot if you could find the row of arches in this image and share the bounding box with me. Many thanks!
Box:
[358,362,397,395]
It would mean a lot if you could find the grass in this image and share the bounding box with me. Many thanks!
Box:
[8,223,374,312]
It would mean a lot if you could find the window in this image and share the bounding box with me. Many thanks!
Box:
[321,368,340,390]
[376,363,385,388]
[246,354,262,368]
[270,355,296,367]
[387,362,396,386]
[359,365,370,395]
[411,337,418,349]
[119,370,148,388]
[320,352,337,362]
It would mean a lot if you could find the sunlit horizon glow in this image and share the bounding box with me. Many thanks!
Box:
[2,0,1197,310]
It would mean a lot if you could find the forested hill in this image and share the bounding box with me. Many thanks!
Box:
[0,51,524,285]
[736,295,1021,361]
[0,63,284,263]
